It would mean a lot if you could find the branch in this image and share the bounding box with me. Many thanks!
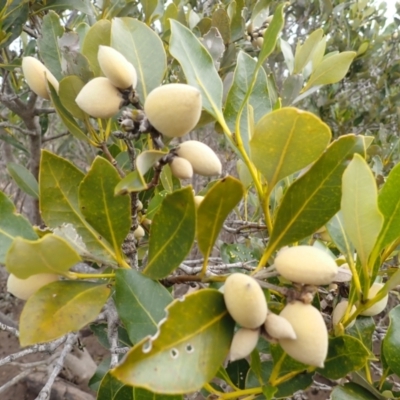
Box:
[0,369,32,394]
[35,333,78,400]
[0,335,68,367]
[105,300,120,368]
[0,321,19,337]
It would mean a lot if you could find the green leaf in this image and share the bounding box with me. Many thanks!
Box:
[6,234,81,278]
[112,289,235,394]
[169,19,222,119]
[79,157,131,261]
[293,28,324,74]
[341,154,384,267]
[382,305,400,376]
[48,82,89,142]
[226,359,249,390]
[224,51,272,155]
[90,323,132,349]
[256,3,285,68]
[143,187,196,279]
[89,357,111,391]
[19,281,110,346]
[0,191,37,264]
[332,383,380,400]
[197,177,244,260]
[146,191,168,220]
[59,75,86,120]
[230,0,245,42]
[111,17,167,100]
[347,316,375,353]
[6,162,39,198]
[136,150,167,176]
[115,269,172,344]
[326,211,355,258]
[303,51,356,92]
[374,162,400,254]
[40,150,117,263]
[268,135,366,251]
[81,19,111,76]
[318,335,370,380]
[115,170,148,195]
[250,107,331,193]
[37,11,64,80]
[98,373,183,400]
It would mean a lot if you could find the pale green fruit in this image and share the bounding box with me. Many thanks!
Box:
[264,312,297,340]
[22,57,59,100]
[224,273,268,329]
[360,282,388,316]
[97,46,137,90]
[279,301,328,368]
[332,300,356,328]
[7,273,59,300]
[275,245,338,285]
[144,84,202,138]
[229,328,260,361]
[194,195,204,208]
[76,77,124,118]
[176,141,222,177]
[133,225,145,239]
[169,156,193,180]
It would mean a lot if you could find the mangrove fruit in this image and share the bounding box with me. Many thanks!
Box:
[264,312,297,340]
[7,273,59,300]
[229,328,260,362]
[169,156,193,180]
[360,282,388,316]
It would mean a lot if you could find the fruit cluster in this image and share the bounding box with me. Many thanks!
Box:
[22,48,222,179]
[223,272,328,367]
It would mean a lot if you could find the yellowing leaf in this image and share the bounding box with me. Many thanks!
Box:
[20,281,110,346]
[302,51,356,92]
[6,234,81,278]
[341,154,383,267]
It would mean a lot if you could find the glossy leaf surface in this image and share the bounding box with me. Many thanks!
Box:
[332,383,379,400]
[269,135,366,251]
[197,177,244,260]
[112,290,235,394]
[382,305,400,376]
[143,187,196,279]
[0,191,37,264]
[40,151,116,262]
[341,154,383,267]
[318,335,370,379]
[169,20,222,118]
[250,107,331,192]
[115,269,173,344]
[79,157,131,261]
[375,162,400,253]
[20,281,110,346]
[6,234,81,278]
[115,170,147,195]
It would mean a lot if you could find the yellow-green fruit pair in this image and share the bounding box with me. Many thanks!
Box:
[175,141,222,177]
[169,157,193,180]
[275,245,338,286]
[144,84,202,138]
[223,273,268,329]
[22,57,59,100]
[76,46,137,118]
[279,301,328,368]
[7,273,59,301]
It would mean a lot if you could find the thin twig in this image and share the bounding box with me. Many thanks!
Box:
[35,333,78,400]
[0,122,35,136]
[0,336,68,367]
[0,322,19,337]
[105,300,119,368]
[0,369,32,394]
[42,132,70,142]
